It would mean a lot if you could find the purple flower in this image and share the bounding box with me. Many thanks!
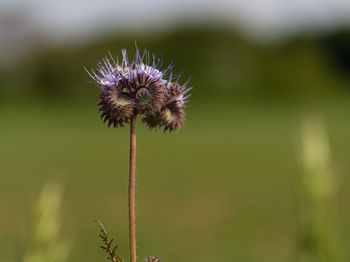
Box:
[144,256,163,262]
[87,44,191,131]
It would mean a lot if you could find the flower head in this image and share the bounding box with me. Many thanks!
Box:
[87,44,192,132]
[144,256,163,262]
[98,85,135,128]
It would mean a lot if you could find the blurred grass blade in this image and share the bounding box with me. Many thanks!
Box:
[296,115,342,262]
[23,182,70,262]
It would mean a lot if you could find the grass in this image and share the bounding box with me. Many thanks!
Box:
[1,96,350,262]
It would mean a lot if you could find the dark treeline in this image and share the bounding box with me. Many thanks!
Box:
[1,25,350,102]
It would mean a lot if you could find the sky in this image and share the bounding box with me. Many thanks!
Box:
[1,0,350,41]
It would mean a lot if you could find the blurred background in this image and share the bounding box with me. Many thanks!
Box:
[1,0,350,261]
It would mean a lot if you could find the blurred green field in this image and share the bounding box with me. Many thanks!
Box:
[1,24,350,262]
[1,96,350,262]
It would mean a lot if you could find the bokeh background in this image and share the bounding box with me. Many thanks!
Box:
[1,0,350,261]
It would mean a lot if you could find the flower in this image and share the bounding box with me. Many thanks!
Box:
[98,85,134,127]
[142,80,191,132]
[86,44,192,131]
[144,256,163,262]
[162,81,190,132]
